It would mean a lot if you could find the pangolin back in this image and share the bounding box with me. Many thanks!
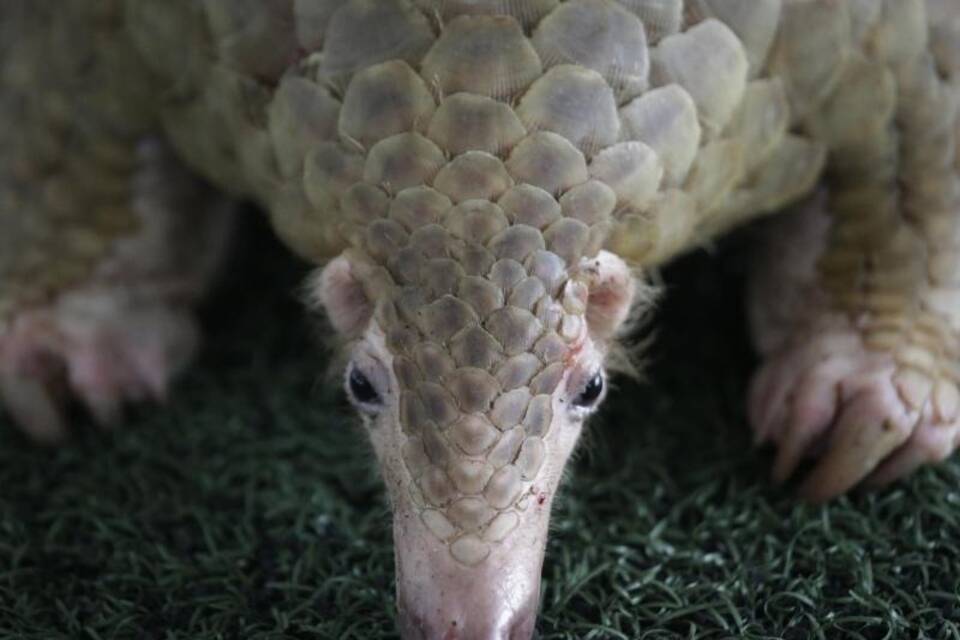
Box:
[125,0,829,269]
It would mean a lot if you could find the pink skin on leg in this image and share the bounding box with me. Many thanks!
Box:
[0,294,201,441]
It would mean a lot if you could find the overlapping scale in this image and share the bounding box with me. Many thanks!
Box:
[420,15,543,101]
[650,19,748,138]
[532,0,650,102]
[322,0,435,78]
[203,0,299,81]
[617,0,683,43]
[338,61,436,149]
[686,0,781,77]
[292,0,344,51]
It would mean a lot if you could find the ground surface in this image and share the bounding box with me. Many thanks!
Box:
[1,213,959,640]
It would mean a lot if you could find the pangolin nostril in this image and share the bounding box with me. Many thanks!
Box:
[397,606,536,640]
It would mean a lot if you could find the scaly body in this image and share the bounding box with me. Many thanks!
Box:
[2,1,960,638]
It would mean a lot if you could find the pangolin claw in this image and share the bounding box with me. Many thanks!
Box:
[0,370,67,445]
[864,417,960,489]
[798,395,915,504]
[0,302,198,442]
[751,327,960,502]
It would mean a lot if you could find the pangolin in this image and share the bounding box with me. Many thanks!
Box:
[3,1,960,637]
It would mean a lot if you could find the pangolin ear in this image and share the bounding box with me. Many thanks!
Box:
[309,255,373,338]
[581,250,636,341]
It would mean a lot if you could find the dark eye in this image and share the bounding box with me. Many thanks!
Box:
[573,372,604,408]
[347,367,382,408]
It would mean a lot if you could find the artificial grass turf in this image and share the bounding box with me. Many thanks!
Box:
[1,217,960,640]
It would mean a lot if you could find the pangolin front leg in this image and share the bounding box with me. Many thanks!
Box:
[748,4,960,501]
[0,2,236,441]
[0,140,232,442]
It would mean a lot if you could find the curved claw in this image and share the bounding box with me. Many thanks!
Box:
[770,360,849,485]
[748,357,788,445]
[0,370,67,444]
[864,419,960,488]
[750,332,861,446]
[67,345,129,429]
[1,302,198,442]
[798,386,916,503]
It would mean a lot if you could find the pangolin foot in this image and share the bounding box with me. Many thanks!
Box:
[0,290,199,443]
[749,321,960,502]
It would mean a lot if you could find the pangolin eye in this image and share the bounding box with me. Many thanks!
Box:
[347,366,382,409]
[573,372,604,408]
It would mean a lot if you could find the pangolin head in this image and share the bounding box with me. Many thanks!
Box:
[313,201,636,639]
[280,3,657,637]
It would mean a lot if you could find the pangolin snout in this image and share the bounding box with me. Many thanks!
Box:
[397,591,537,640]
[392,496,550,640]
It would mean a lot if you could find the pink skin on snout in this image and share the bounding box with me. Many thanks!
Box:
[391,471,551,639]
[313,251,635,639]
